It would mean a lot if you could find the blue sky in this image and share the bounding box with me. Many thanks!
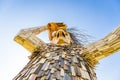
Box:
[0,0,120,80]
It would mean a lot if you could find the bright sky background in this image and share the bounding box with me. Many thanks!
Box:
[0,0,120,80]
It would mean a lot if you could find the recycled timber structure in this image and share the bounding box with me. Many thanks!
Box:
[13,22,120,80]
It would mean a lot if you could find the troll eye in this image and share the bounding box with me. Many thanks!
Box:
[65,33,68,36]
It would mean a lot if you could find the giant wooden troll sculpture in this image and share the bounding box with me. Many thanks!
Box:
[13,22,120,80]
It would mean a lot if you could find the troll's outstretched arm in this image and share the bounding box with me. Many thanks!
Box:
[81,26,120,65]
[14,22,64,53]
[14,26,48,53]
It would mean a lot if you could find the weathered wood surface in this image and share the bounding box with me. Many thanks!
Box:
[13,44,97,80]
[14,26,47,53]
[82,26,120,64]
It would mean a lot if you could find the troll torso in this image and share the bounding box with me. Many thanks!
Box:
[14,44,97,80]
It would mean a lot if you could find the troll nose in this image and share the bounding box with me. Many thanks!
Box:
[57,31,65,38]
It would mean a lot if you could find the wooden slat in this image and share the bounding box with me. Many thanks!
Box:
[83,26,120,62]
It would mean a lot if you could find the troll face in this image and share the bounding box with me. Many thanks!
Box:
[51,29,73,45]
